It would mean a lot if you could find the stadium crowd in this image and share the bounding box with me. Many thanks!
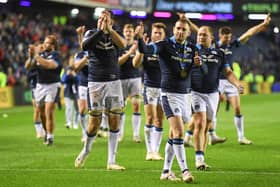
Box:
[0,11,279,88]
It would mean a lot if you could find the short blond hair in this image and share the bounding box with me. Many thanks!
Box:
[152,22,166,30]
[123,24,134,30]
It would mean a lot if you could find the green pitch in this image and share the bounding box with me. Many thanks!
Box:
[0,93,280,187]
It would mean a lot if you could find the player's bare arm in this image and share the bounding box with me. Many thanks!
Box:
[238,13,271,44]
[224,67,244,94]
[177,12,199,33]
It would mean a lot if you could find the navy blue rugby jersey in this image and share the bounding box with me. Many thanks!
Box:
[191,44,230,93]
[61,67,79,99]
[119,43,141,80]
[27,68,37,89]
[74,51,88,87]
[142,42,161,88]
[139,36,197,94]
[216,39,241,79]
[37,50,62,84]
[83,29,120,82]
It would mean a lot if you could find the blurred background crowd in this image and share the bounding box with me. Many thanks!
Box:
[0,0,279,88]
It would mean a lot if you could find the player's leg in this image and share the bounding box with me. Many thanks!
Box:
[161,93,194,182]
[44,101,56,145]
[229,95,252,145]
[32,98,44,138]
[208,93,227,145]
[131,95,142,142]
[44,83,60,146]
[64,97,73,129]
[143,103,154,160]
[160,129,180,181]
[38,104,47,143]
[98,112,109,138]
[78,98,88,142]
[73,98,79,129]
[78,86,89,142]
[106,80,125,170]
[169,116,194,182]
[118,79,127,141]
[107,109,125,170]
[152,103,164,160]
[75,82,103,167]
[191,92,209,170]
[74,112,101,168]
[184,117,194,147]
[127,78,142,142]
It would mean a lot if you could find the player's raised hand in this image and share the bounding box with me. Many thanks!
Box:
[28,44,35,58]
[103,11,113,33]
[135,21,144,39]
[263,13,271,26]
[76,25,85,35]
[143,33,149,44]
[194,51,201,66]
[129,41,138,54]
[177,12,187,20]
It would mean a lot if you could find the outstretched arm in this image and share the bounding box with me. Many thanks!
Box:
[238,13,271,44]
[177,12,199,33]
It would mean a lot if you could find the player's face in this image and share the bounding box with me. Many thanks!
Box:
[123,28,135,41]
[197,27,212,48]
[219,33,232,44]
[151,27,165,42]
[43,38,54,52]
[173,21,190,43]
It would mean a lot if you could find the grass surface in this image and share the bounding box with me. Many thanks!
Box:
[0,93,280,187]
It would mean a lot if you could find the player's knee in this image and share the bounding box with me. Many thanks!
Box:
[146,115,153,124]
[154,118,163,128]
[109,108,123,115]
[88,110,102,117]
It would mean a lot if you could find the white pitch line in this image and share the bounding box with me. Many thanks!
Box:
[0,168,279,176]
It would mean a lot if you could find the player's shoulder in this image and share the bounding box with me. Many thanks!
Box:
[48,50,60,59]
[230,39,241,48]
[210,46,224,57]
[84,29,99,38]
[75,51,88,59]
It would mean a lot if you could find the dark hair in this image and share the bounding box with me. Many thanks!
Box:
[219,26,232,35]
[176,18,190,27]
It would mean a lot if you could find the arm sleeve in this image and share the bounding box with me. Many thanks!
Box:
[230,39,241,49]
[82,29,104,50]
[138,39,157,54]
